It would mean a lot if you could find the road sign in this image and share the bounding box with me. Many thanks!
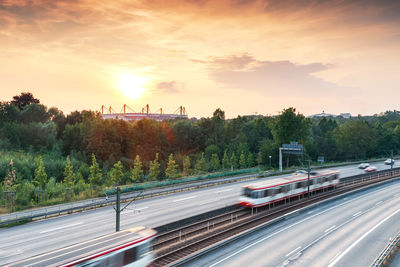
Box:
[282,141,303,155]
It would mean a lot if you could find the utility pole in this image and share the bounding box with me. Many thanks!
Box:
[391,150,394,175]
[307,160,311,198]
[116,187,120,232]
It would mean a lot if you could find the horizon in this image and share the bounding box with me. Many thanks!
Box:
[1,0,399,118]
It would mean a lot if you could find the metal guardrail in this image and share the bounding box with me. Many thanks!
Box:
[372,231,400,267]
[1,166,399,227]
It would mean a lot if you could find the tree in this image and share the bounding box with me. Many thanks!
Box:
[89,154,102,185]
[165,154,178,179]
[222,150,230,170]
[130,155,144,182]
[109,161,124,185]
[148,153,160,181]
[230,153,238,169]
[239,152,246,168]
[272,107,311,145]
[63,156,75,187]
[33,156,47,188]
[210,153,220,171]
[183,155,191,176]
[334,120,378,160]
[11,92,40,110]
[195,152,207,174]
[247,153,255,167]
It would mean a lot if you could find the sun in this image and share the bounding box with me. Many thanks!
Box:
[116,73,147,100]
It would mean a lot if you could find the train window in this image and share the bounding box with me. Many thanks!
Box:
[263,190,269,197]
[138,241,151,259]
[282,185,289,193]
[276,187,283,194]
[243,188,252,197]
[317,178,323,184]
[123,247,138,265]
[296,182,302,189]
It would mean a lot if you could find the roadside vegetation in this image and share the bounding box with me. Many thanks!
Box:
[1,92,400,212]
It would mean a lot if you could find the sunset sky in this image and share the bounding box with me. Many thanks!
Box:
[1,0,399,118]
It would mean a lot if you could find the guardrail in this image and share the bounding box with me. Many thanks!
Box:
[1,166,400,227]
[372,231,400,267]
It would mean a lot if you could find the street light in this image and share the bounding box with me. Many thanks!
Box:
[269,155,272,168]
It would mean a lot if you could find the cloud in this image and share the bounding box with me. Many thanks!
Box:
[156,81,183,93]
[193,53,355,98]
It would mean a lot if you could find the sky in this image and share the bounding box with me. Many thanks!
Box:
[1,0,400,118]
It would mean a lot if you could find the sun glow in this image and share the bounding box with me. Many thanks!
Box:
[116,73,147,100]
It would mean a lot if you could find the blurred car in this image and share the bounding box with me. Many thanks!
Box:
[365,166,377,172]
[293,170,307,175]
[384,158,395,165]
[358,163,370,169]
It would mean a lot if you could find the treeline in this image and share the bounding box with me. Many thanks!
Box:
[1,92,400,211]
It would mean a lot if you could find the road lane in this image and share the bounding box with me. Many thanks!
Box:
[0,161,396,265]
[188,179,400,267]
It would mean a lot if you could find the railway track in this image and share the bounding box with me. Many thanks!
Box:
[153,170,400,266]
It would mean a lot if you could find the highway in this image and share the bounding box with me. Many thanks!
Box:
[0,161,396,265]
[188,177,400,266]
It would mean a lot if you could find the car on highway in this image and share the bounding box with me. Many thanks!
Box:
[384,158,395,165]
[365,166,377,172]
[358,163,369,169]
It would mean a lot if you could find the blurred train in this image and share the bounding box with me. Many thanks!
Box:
[9,227,157,267]
[239,169,340,208]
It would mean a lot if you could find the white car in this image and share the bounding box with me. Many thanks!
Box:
[358,163,369,169]
[384,158,395,165]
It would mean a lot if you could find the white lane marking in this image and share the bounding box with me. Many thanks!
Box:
[353,211,362,217]
[216,189,233,193]
[329,251,342,264]
[307,211,314,214]
[136,206,148,211]
[286,246,301,257]
[328,208,400,267]
[375,201,383,206]
[39,222,83,234]
[394,194,400,197]
[208,186,397,267]
[172,196,197,202]
[325,225,336,233]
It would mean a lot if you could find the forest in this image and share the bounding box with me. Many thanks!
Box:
[1,92,400,212]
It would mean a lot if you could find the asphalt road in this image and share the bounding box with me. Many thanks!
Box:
[188,178,400,266]
[0,161,396,265]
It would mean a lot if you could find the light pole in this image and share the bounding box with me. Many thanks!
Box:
[269,156,272,168]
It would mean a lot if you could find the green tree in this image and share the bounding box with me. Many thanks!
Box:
[247,153,255,167]
[63,156,75,187]
[130,155,144,182]
[210,153,220,171]
[183,155,191,176]
[165,154,178,179]
[89,154,102,185]
[230,153,238,169]
[33,156,47,188]
[272,107,311,145]
[222,150,230,170]
[239,152,246,168]
[148,153,160,181]
[195,152,207,174]
[109,161,124,185]
[11,92,40,110]
[334,120,378,160]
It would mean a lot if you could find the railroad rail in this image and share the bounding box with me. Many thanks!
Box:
[153,168,400,266]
